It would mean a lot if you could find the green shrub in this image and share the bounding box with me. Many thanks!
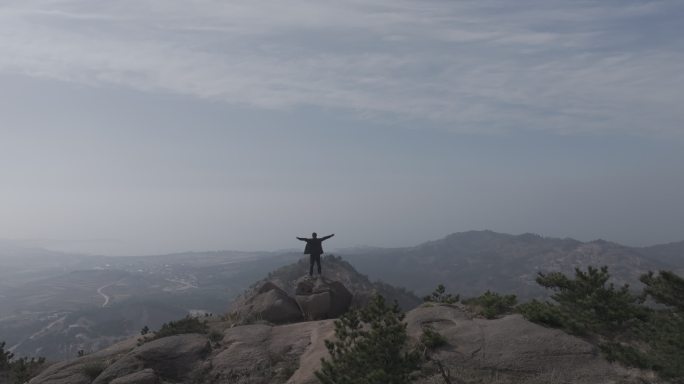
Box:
[516,299,564,327]
[208,329,223,343]
[423,284,459,304]
[420,326,447,350]
[600,343,652,370]
[1,342,46,383]
[150,316,209,341]
[80,361,107,380]
[463,291,517,319]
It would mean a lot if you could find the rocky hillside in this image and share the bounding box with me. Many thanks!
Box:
[341,230,673,299]
[640,240,684,274]
[28,301,662,384]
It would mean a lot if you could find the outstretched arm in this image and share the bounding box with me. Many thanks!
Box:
[321,234,335,241]
[296,237,307,241]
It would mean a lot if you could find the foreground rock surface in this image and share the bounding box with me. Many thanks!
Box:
[29,305,663,384]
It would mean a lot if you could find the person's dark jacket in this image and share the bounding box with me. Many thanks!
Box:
[297,235,333,254]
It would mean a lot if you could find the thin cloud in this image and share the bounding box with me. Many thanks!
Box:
[0,0,682,135]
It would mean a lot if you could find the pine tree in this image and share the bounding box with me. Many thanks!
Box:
[423,284,459,304]
[534,266,646,334]
[0,341,14,370]
[0,342,45,383]
[635,270,684,378]
[518,266,684,379]
[315,295,421,384]
[640,270,684,312]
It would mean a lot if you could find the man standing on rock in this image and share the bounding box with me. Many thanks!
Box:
[296,232,334,277]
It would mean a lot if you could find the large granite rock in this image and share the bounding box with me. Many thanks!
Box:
[28,337,140,384]
[232,282,303,324]
[210,321,335,384]
[92,334,209,384]
[295,277,353,320]
[405,304,658,384]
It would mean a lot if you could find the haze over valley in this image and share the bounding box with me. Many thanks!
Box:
[1,231,681,360]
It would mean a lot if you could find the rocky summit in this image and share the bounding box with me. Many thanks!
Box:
[243,255,422,310]
[28,299,660,384]
[230,277,353,324]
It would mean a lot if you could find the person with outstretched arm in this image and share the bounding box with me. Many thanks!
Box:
[296,232,334,277]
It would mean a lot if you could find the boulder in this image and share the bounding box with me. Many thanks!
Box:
[28,338,140,384]
[92,334,209,384]
[295,277,352,320]
[405,304,654,384]
[232,282,303,324]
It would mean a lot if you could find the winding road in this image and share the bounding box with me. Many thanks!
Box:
[97,282,117,307]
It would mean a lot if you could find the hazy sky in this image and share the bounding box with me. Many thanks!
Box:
[1,0,683,255]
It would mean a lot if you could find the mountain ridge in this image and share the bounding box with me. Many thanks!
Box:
[341,230,678,299]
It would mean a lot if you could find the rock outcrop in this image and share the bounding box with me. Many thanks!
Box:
[29,304,660,384]
[29,321,335,384]
[230,282,303,324]
[26,337,140,384]
[405,304,659,384]
[92,334,209,384]
[232,278,353,323]
[294,277,353,320]
[253,255,422,310]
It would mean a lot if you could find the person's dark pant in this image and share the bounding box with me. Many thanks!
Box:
[309,253,322,276]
